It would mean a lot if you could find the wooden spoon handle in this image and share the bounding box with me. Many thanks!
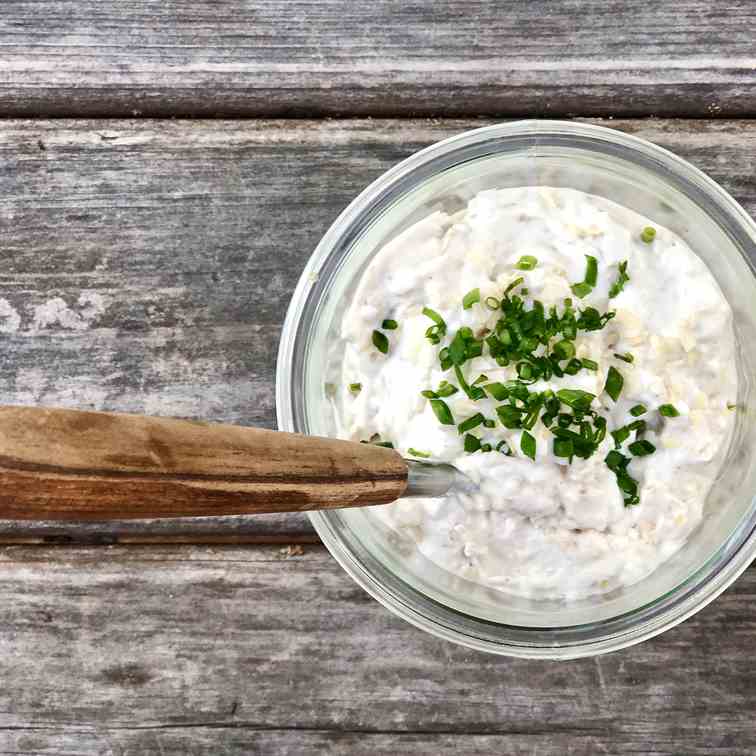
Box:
[0,406,409,521]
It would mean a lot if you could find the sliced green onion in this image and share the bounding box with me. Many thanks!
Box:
[436,381,458,398]
[381,318,398,330]
[454,365,486,401]
[581,358,598,371]
[520,430,536,460]
[553,438,574,458]
[483,418,496,429]
[563,359,582,376]
[504,277,524,295]
[614,352,634,364]
[422,307,447,344]
[604,366,624,402]
[348,383,362,394]
[458,412,485,435]
[497,405,524,429]
[496,440,513,456]
[516,255,538,271]
[630,404,647,417]
[556,389,595,412]
[480,443,493,453]
[484,382,509,401]
[516,362,533,381]
[628,439,656,456]
[472,374,489,385]
[464,434,481,453]
[609,260,630,298]
[611,426,630,449]
[553,339,576,360]
[407,448,431,458]
[659,403,680,417]
[570,282,593,299]
[420,389,437,399]
[640,226,656,244]
[462,288,481,309]
[485,296,501,310]
[429,399,455,426]
[372,330,389,354]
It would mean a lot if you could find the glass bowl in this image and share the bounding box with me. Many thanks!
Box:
[276,120,756,658]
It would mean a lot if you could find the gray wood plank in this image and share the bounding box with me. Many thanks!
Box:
[1,1,755,118]
[0,542,752,754]
[1,117,755,542]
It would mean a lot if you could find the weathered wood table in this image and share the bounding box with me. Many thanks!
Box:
[1,3,755,753]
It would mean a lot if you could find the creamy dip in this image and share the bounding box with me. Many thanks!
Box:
[333,187,736,599]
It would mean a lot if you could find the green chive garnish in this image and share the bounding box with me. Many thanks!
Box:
[472,374,489,385]
[496,440,513,456]
[553,340,576,360]
[571,255,598,299]
[464,434,481,453]
[604,366,624,402]
[611,426,630,449]
[348,383,362,394]
[407,448,431,458]
[553,438,573,458]
[516,255,538,271]
[485,296,501,310]
[497,405,524,429]
[483,418,496,428]
[630,404,647,416]
[659,404,680,417]
[609,260,630,298]
[462,288,481,309]
[372,330,389,354]
[436,381,458,398]
[614,352,634,364]
[520,430,536,460]
[556,389,595,412]
[422,307,447,344]
[382,318,398,330]
[458,412,485,435]
[640,226,656,244]
[429,399,455,425]
[581,358,598,371]
[484,382,509,401]
[628,439,656,456]
[420,389,437,399]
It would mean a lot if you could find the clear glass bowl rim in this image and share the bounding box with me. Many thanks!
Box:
[276,119,756,659]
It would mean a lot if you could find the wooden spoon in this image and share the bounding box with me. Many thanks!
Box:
[0,406,458,521]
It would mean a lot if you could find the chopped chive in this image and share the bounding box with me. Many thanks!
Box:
[484,382,509,401]
[483,418,496,429]
[348,383,362,394]
[429,399,455,426]
[609,260,630,298]
[659,403,680,417]
[496,440,513,456]
[497,404,524,429]
[516,362,533,380]
[520,288,529,296]
[462,288,481,309]
[504,277,524,295]
[604,366,624,402]
[420,389,437,399]
[630,404,647,417]
[553,438,574,458]
[628,439,656,456]
[436,381,458,398]
[611,426,630,449]
[628,419,646,436]
[381,318,398,330]
[485,296,501,310]
[464,434,481,453]
[727,402,737,411]
[556,389,595,412]
[372,330,389,354]
[480,443,493,453]
[516,255,538,271]
[458,412,485,435]
[472,374,489,385]
[553,339,576,360]
[453,365,486,401]
[407,448,431,458]
[581,358,598,371]
[614,352,634,364]
[520,430,536,460]
[374,441,394,448]
[422,307,447,344]
[570,282,593,299]
[640,226,656,244]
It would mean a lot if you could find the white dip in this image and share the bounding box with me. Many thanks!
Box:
[333,187,737,599]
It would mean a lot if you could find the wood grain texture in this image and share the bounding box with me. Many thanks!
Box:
[0,1,755,118]
[0,406,408,519]
[1,117,755,541]
[0,543,752,754]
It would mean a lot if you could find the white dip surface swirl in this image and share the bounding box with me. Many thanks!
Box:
[333,187,737,599]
